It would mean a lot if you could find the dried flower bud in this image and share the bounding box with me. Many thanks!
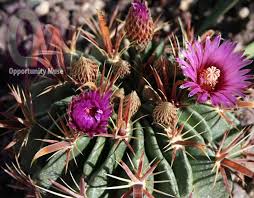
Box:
[110,59,131,79]
[153,102,178,130]
[123,91,141,118]
[125,0,155,51]
[71,57,99,84]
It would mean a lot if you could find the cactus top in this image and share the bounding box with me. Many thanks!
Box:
[68,90,112,137]
[177,35,252,107]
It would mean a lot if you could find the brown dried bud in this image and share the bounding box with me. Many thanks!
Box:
[123,91,141,118]
[153,102,178,130]
[71,57,99,84]
[110,59,131,79]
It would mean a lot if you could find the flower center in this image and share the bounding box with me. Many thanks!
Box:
[200,66,221,91]
[84,107,103,121]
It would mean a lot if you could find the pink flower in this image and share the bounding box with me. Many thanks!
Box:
[177,36,252,107]
[68,90,112,137]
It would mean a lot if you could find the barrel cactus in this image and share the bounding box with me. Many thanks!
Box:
[2,1,254,198]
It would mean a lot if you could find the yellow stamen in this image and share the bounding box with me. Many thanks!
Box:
[200,66,221,90]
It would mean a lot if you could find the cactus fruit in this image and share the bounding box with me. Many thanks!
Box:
[2,1,254,198]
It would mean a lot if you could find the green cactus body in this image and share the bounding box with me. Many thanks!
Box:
[14,70,245,198]
[36,136,91,188]
[9,50,247,198]
[143,119,180,197]
[86,138,130,197]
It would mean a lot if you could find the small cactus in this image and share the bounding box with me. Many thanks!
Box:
[1,2,254,198]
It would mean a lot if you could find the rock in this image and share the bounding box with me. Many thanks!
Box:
[0,25,7,52]
[180,0,193,11]
[48,9,70,34]
[35,1,50,16]
[163,24,170,32]
[72,0,105,25]
[63,0,77,11]
[239,7,250,19]
[81,0,104,14]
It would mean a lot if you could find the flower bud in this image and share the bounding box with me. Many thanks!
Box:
[125,0,155,51]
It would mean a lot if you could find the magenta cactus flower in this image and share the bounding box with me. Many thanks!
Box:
[68,90,112,137]
[177,35,252,107]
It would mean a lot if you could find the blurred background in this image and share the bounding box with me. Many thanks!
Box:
[0,0,253,197]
